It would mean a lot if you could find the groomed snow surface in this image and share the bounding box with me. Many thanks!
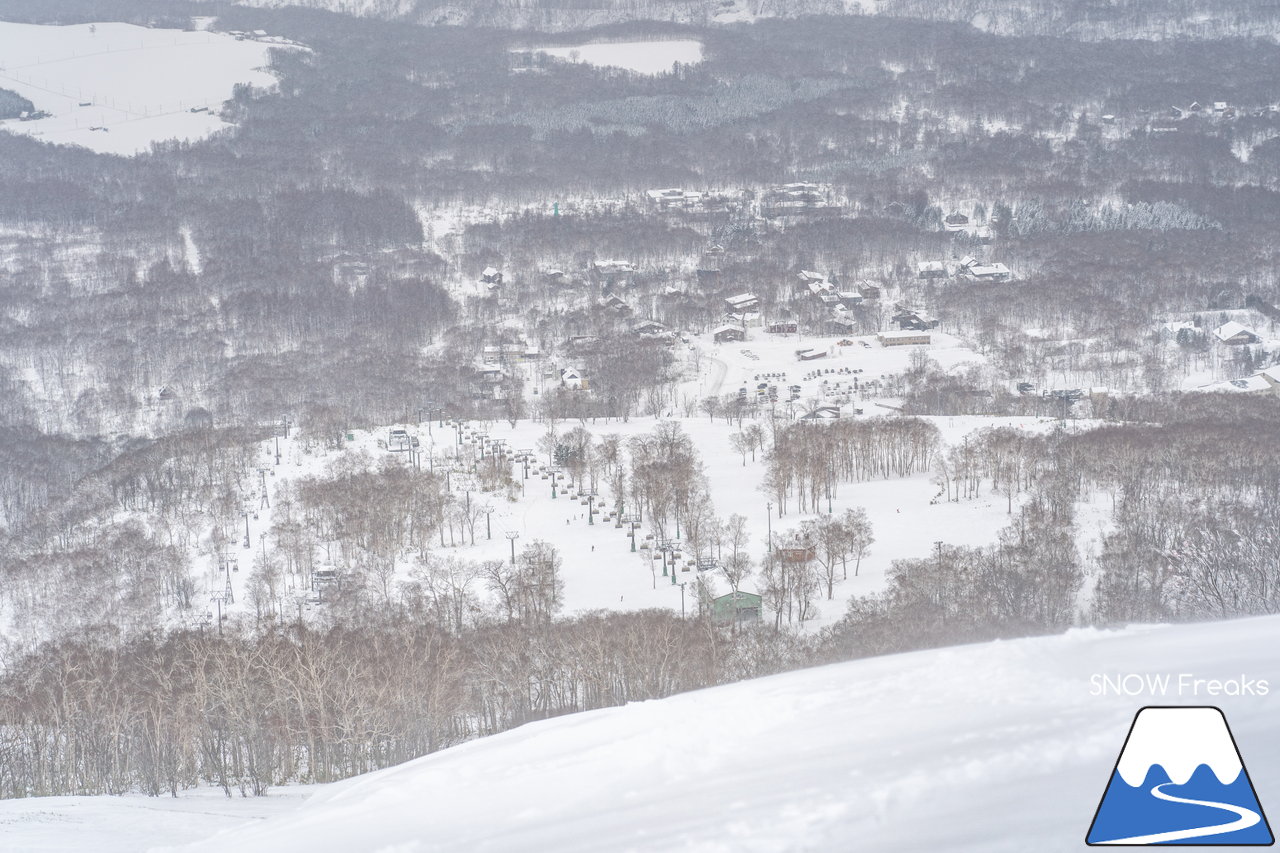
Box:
[0,22,285,156]
[4,615,1277,852]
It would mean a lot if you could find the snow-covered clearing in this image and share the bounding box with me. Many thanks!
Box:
[6,615,1274,852]
[513,39,704,75]
[0,22,286,156]
[207,406,1064,639]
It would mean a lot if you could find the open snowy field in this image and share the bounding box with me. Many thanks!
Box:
[512,39,704,75]
[5,615,1274,852]
[191,405,1059,642]
[0,22,284,155]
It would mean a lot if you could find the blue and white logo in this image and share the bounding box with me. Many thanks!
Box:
[1087,706,1273,846]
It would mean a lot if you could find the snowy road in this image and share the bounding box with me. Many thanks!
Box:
[705,352,728,397]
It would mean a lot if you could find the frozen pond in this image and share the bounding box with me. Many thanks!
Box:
[516,39,703,75]
[0,21,289,156]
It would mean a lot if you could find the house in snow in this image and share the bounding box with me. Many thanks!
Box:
[632,319,668,338]
[480,267,503,286]
[560,367,589,390]
[1213,321,1259,345]
[712,324,745,344]
[943,212,970,232]
[590,260,637,286]
[598,294,631,314]
[857,281,882,300]
[917,261,947,280]
[893,308,939,331]
[958,257,1012,281]
[1197,374,1272,395]
[836,289,864,308]
[724,292,760,314]
[807,280,839,306]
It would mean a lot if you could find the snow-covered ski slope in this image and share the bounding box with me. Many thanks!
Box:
[99,615,1275,853]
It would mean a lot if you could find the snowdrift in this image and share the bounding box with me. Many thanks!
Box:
[167,616,1280,852]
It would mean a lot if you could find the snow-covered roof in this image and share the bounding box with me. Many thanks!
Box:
[917,261,945,273]
[1198,374,1271,394]
[711,323,743,336]
[967,262,1010,277]
[1214,321,1256,342]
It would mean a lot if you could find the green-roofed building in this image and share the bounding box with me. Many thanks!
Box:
[711,591,762,625]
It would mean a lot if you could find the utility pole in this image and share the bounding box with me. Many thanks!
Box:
[678,581,687,618]
[210,591,227,636]
[506,530,520,565]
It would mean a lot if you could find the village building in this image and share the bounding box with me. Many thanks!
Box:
[712,324,746,344]
[559,367,589,390]
[893,307,940,331]
[958,257,1012,281]
[711,591,762,625]
[823,316,858,336]
[645,188,703,208]
[631,320,670,340]
[878,331,932,347]
[598,294,631,314]
[917,261,947,279]
[1213,321,1259,345]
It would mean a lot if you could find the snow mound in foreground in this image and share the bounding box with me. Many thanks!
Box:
[165,616,1280,853]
